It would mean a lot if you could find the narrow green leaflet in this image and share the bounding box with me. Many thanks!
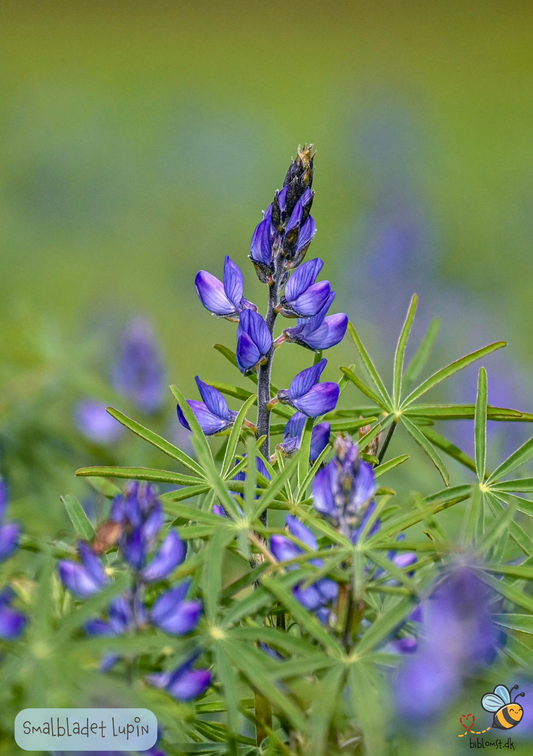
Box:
[309,665,346,756]
[402,341,506,407]
[477,499,516,556]
[487,435,533,484]
[404,404,527,421]
[347,322,391,408]
[76,465,202,486]
[374,455,409,478]
[348,663,387,756]
[477,570,533,614]
[60,495,95,541]
[403,316,440,390]
[251,454,300,522]
[475,368,488,481]
[357,596,417,654]
[486,491,532,556]
[221,394,257,476]
[402,416,450,485]
[214,643,241,733]
[421,427,476,475]
[223,640,309,734]
[493,614,533,635]
[107,407,204,477]
[262,576,343,654]
[340,367,389,410]
[203,529,234,622]
[493,478,533,493]
[393,293,418,408]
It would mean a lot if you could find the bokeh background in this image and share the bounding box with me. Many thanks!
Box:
[2,1,533,753]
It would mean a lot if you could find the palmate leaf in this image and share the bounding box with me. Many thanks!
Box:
[393,293,418,408]
[402,341,506,407]
[213,643,241,734]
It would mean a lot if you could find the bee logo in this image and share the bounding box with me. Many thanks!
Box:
[481,684,525,730]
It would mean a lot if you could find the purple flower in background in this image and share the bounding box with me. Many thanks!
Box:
[313,435,376,540]
[177,377,238,435]
[277,412,330,461]
[85,594,144,671]
[278,259,330,318]
[277,358,339,418]
[0,479,20,563]
[74,400,124,445]
[394,564,499,721]
[148,655,211,702]
[58,543,109,598]
[236,310,272,374]
[0,588,26,640]
[195,256,256,321]
[270,516,338,614]
[283,292,348,351]
[112,318,166,414]
[111,482,164,570]
[151,581,202,635]
[142,531,186,583]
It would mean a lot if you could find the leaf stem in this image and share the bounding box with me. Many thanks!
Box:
[377,420,398,465]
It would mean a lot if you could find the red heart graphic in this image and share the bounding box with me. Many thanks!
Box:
[460,713,475,731]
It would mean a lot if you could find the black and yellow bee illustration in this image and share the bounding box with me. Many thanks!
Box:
[481,684,525,730]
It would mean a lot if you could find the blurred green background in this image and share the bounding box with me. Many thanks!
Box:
[2,0,533,531]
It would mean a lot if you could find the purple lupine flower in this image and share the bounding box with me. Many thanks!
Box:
[195,256,256,321]
[112,317,166,414]
[394,564,499,721]
[313,435,376,541]
[111,482,164,570]
[236,310,272,374]
[277,358,339,418]
[283,292,348,351]
[151,581,202,635]
[0,479,17,565]
[74,400,124,445]
[177,377,238,436]
[148,656,211,701]
[249,217,274,282]
[277,412,330,461]
[270,516,338,612]
[281,189,317,267]
[142,531,186,583]
[85,594,138,671]
[58,543,109,598]
[278,259,330,318]
[0,588,26,640]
